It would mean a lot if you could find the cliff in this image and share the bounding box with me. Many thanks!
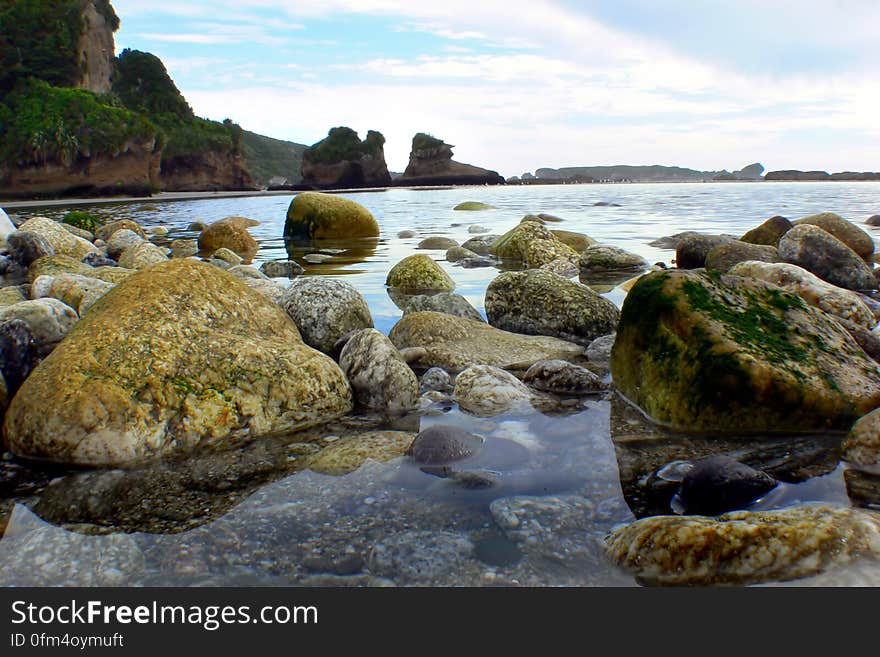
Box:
[397,133,504,186]
[765,170,880,181]
[241,130,307,187]
[77,1,117,93]
[300,127,391,188]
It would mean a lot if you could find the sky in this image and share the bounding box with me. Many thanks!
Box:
[111,0,880,177]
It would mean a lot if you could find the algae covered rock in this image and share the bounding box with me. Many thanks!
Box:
[198,217,259,264]
[740,215,792,246]
[17,217,98,261]
[389,311,585,374]
[579,244,647,275]
[284,191,379,241]
[778,224,876,291]
[490,221,578,269]
[2,259,353,466]
[386,254,455,292]
[485,269,619,346]
[610,269,880,432]
[453,201,495,211]
[339,328,419,413]
[418,237,458,250]
[31,273,114,316]
[550,230,597,253]
[605,505,880,586]
[793,211,874,259]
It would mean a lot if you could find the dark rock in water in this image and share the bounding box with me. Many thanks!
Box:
[0,319,38,397]
[188,222,206,232]
[418,237,458,250]
[397,229,417,238]
[536,213,564,222]
[523,359,608,395]
[593,201,621,207]
[740,215,792,246]
[866,215,880,227]
[704,241,779,273]
[648,231,703,250]
[82,252,118,268]
[676,455,778,516]
[405,425,483,465]
[419,367,454,394]
[844,468,880,511]
[459,257,496,268]
[461,235,499,255]
[7,231,54,266]
[675,234,737,269]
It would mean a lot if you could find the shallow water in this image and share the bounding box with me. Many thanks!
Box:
[3,182,880,587]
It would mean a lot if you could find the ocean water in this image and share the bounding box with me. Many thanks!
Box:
[3,181,880,587]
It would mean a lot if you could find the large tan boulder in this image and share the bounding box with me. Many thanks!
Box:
[3,259,353,466]
[17,217,98,260]
[284,192,379,240]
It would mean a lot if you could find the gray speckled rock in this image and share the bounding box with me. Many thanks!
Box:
[605,504,880,586]
[106,229,145,259]
[0,298,78,356]
[260,260,304,278]
[117,241,168,270]
[419,367,454,394]
[6,231,54,266]
[367,530,477,585]
[402,292,484,323]
[778,224,876,291]
[540,257,579,278]
[31,273,114,316]
[579,245,646,275]
[523,359,608,395]
[705,241,779,273]
[453,364,533,416]
[793,212,874,259]
[406,424,483,464]
[485,269,619,346]
[339,329,418,413]
[843,408,880,467]
[280,278,373,355]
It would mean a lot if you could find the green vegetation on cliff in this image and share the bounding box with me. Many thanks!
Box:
[305,127,385,165]
[241,130,307,185]
[412,132,445,152]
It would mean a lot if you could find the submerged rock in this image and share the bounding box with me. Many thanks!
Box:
[386,254,455,292]
[676,455,777,516]
[453,201,495,211]
[389,311,585,373]
[453,364,533,416]
[461,235,499,255]
[3,259,353,466]
[405,424,483,464]
[605,505,880,586]
[284,192,379,241]
[279,278,373,355]
[418,237,458,250]
[610,269,880,432]
[339,329,419,413]
[778,224,876,291]
[485,269,619,346]
[304,431,416,475]
[793,211,874,259]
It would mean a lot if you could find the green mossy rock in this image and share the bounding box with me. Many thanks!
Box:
[491,221,578,269]
[3,259,353,466]
[386,254,455,292]
[284,191,379,240]
[453,202,496,211]
[610,269,880,432]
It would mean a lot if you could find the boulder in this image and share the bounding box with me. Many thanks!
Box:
[704,242,779,273]
[522,360,607,395]
[303,431,416,475]
[728,260,875,329]
[610,269,880,432]
[0,298,79,356]
[461,235,499,255]
[279,278,373,355]
[106,229,144,259]
[453,364,533,416]
[339,329,419,413]
[198,218,259,264]
[31,274,114,316]
[485,269,619,346]
[579,245,647,275]
[605,505,880,586]
[3,259,353,466]
[793,212,874,259]
[491,221,578,269]
[117,241,168,270]
[675,234,736,269]
[550,230,597,253]
[418,237,458,250]
[402,292,483,322]
[843,408,880,467]
[386,254,455,292]
[94,219,146,242]
[445,246,479,262]
[28,255,133,284]
[389,311,585,374]
[740,215,792,246]
[778,224,876,291]
[17,217,98,260]
[676,455,777,516]
[453,202,495,211]
[284,191,379,241]
[6,231,54,266]
[406,424,483,465]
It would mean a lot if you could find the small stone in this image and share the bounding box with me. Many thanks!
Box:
[468,225,489,234]
[523,359,608,395]
[82,252,117,268]
[420,367,454,394]
[106,229,144,259]
[405,425,483,464]
[211,247,243,267]
[260,260,304,278]
[446,246,479,262]
[397,230,417,238]
[586,334,615,368]
[303,253,334,264]
[188,222,207,232]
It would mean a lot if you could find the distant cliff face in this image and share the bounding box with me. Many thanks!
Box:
[160,150,256,192]
[301,128,391,188]
[77,1,117,93]
[400,133,504,186]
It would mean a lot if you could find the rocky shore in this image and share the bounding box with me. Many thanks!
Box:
[1,196,880,587]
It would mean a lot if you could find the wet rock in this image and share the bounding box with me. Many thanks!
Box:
[117,240,168,270]
[793,211,874,259]
[842,321,880,362]
[285,192,379,240]
[468,225,490,234]
[0,319,37,399]
[844,469,880,511]
[397,229,417,238]
[593,202,621,207]
[279,278,373,355]
[17,217,98,261]
[611,269,880,432]
[211,247,243,267]
[461,234,499,255]
[550,229,598,253]
[419,367,454,394]
[28,254,133,284]
[82,252,117,268]
[540,257,579,278]
[0,286,27,308]
[485,269,619,346]
[729,260,876,329]
[367,530,477,585]
[459,256,496,268]
[95,219,146,242]
[675,234,737,269]
[31,273,114,316]
[445,245,479,262]
[705,241,779,273]
[3,259,353,466]
[866,215,880,227]
[490,221,579,268]
[740,215,792,246]
[453,201,495,211]
[649,231,703,250]
[339,329,419,413]
[0,298,78,357]
[453,364,533,416]
[418,236,458,250]
[303,253,334,264]
[198,218,259,264]
[523,359,608,395]
[778,224,876,291]
[169,238,198,259]
[304,431,416,475]
[61,223,93,241]
[843,408,880,467]
[579,245,647,276]
[390,311,585,374]
[604,505,880,586]
[421,466,498,489]
[402,292,484,322]
[405,424,483,464]
[386,254,455,292]
[106,228,144,259]
[187,221,206,232]
[260,260,304,278]
[586,333,615,369]
[676,455,778,515]
[6,231,54,266]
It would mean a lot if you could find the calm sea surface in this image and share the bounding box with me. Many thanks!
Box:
[3,182,880,586]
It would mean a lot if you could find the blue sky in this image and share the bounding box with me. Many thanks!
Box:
[112,0,880,177]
